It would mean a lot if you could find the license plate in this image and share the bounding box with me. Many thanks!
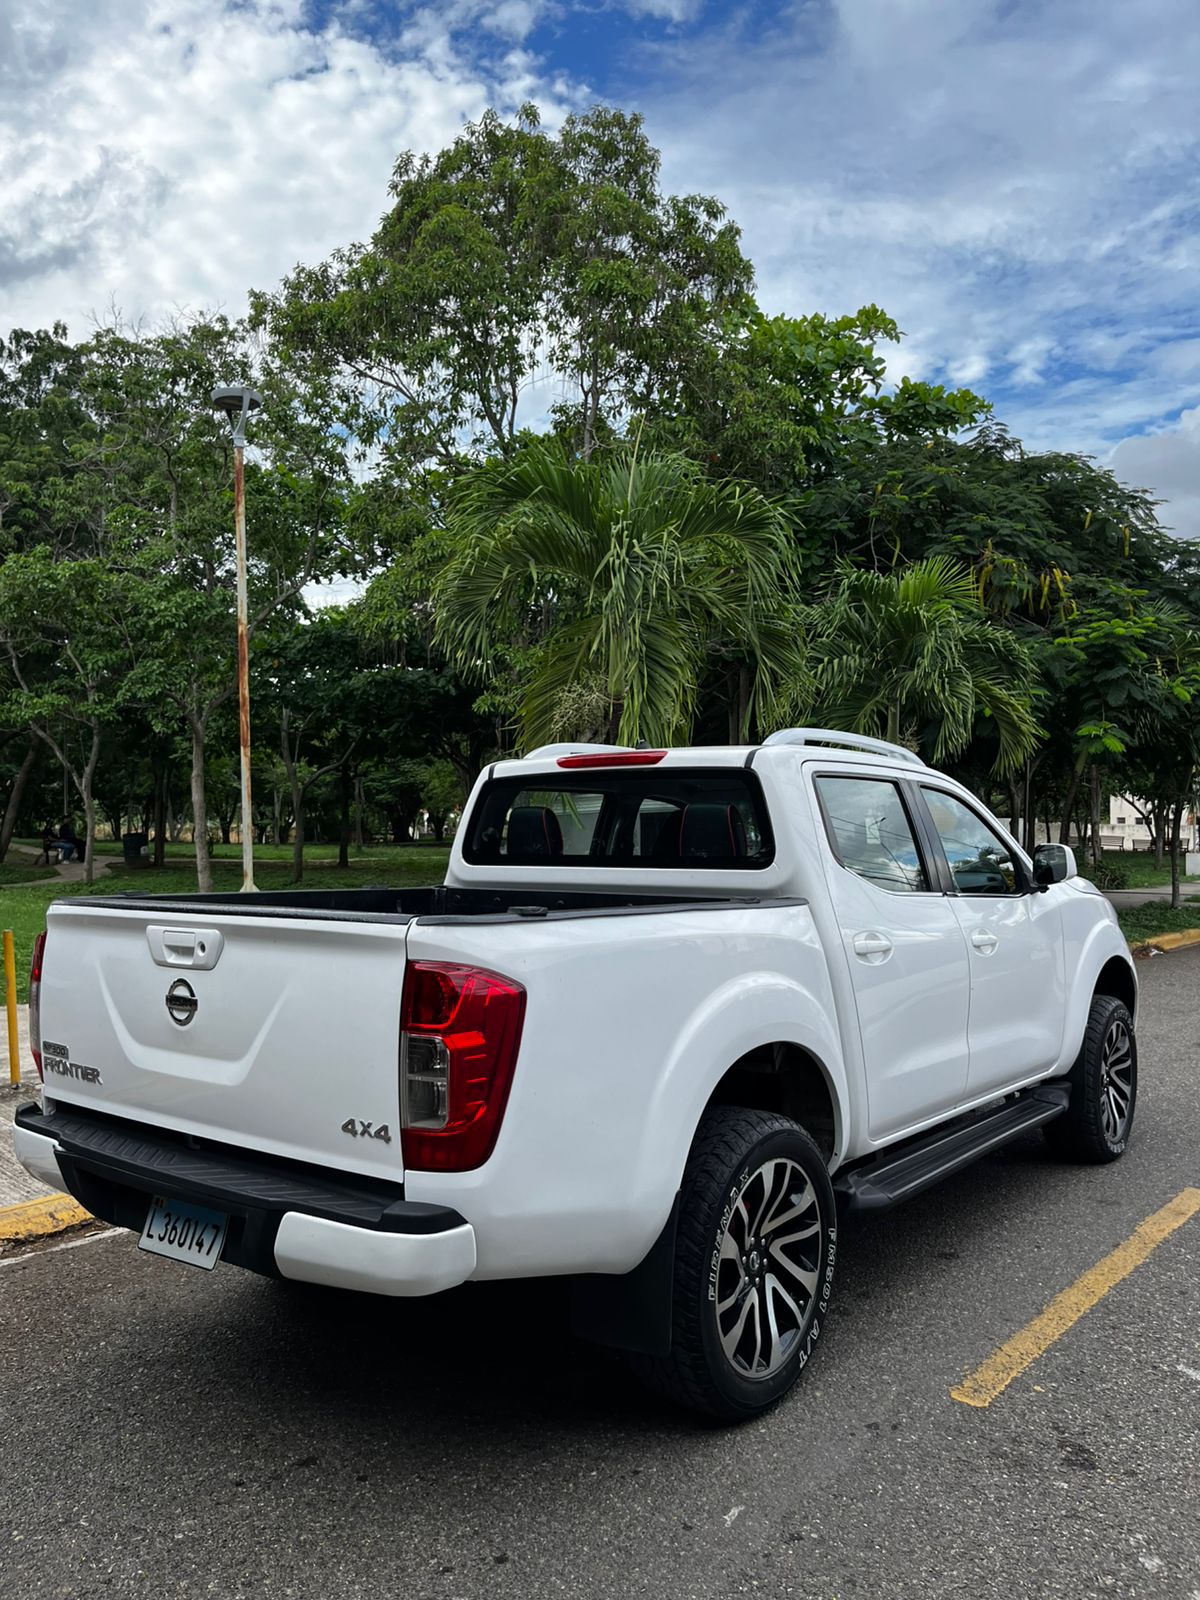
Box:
[138,1195,228,1271]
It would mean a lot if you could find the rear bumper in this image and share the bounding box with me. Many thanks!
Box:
[274,1211,475,1296]
[12,1104,475,1297]
[12,1122,66,1191]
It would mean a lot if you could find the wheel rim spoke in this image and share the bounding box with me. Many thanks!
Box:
[747,1160,783,1238]
[762,1278,784,1372]
[768,1220,821,1251]
[746,1289,764,1371]
[716,1275,746,1316]
[719,1285,757,1363]
[766,1271,807,1331]
[761,1178,816,1237]
[719,1230,743,1266]
[768,1244,819,1295]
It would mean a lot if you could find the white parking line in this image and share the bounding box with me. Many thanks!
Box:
[0,1228,121,1270]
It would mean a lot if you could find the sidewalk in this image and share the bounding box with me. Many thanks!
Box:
[4,842,117,889]
[0,1004,56,1207]
[1104,885,1200,909]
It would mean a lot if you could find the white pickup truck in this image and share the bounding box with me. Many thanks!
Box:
[14,729,1137,1420]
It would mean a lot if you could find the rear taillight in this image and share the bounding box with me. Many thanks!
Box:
[29,932,46,1081]
[399,962,526,1173]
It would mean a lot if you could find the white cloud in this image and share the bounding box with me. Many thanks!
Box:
[1109,408,1200,540]
[645,0,1200,485]
[0,0,572,337]
[621,0,704,19]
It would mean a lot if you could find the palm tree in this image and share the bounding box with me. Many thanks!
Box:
[796,556,1040,771]
[435,443,804,748]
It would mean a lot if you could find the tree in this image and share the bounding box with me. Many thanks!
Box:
[0,324,95,557]
[420,760,462,844]
[253,104,752,471]
[260,612,369,882]
[436,442,804,748]
[0,731,39,863]
[797,556,1041,772]
[646,305,988,498]
[0,549,131,880]
[91,317,358,890]
[1055,602,1200,889]
[801,423,1173,613]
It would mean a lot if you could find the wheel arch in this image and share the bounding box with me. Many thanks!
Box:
[703,1041,840,1165]
[1056,922,1138,1072]
[1095,953,1137,1019]
[639,972,850,1216]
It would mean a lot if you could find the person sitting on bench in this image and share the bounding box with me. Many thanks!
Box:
[57,818,78,863]
[37,825,61,866]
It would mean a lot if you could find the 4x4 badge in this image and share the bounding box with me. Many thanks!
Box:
[166,978,198,1027]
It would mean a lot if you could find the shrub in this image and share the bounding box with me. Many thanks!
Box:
[1089,860,1130,891]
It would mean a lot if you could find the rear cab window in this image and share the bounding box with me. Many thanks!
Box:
[464,769,774,870]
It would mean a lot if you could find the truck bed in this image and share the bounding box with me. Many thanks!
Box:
[33,886,814,1208]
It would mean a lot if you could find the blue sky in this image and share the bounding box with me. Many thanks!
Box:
[3,0,1199,532]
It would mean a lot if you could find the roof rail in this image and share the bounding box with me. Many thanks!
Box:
[519,741,631,762]
[762,727,925,767]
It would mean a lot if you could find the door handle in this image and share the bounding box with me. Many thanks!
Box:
[852,931,893,963]
[970,929,998,954]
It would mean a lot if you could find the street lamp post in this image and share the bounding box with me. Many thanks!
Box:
[211,385,262,893]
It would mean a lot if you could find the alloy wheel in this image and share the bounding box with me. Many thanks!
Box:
[1099,1018,1134,1143]
[713,1157,823,1380]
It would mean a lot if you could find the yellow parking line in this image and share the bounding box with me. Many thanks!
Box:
[0,1193,92,1243]
[952,1187,1200,1408]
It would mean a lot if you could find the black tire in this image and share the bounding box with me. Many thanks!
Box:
[631,1106,837,1423]
[1044,994,1137,1163]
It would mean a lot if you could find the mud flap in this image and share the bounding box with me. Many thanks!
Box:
[567,1193,680,1357]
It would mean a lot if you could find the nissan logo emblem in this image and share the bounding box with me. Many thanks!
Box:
[166,978,199,1027]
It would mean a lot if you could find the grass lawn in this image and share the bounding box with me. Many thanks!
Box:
[1115,903,1200,946]
[0,862,57,887]
[0,848,451,1003]
[1098,849,1199,889]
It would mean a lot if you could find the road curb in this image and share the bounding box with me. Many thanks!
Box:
[1128,928,1200,956]
[0,1193,91,1244]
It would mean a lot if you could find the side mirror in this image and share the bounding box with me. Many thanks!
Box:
[1033,843,1077,887]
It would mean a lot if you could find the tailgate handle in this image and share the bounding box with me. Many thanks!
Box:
[146,926,224,971]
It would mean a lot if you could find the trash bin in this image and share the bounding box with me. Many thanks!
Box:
[122,831,148,866]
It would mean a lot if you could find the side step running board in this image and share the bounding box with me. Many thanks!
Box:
[834,1084,1070,1213]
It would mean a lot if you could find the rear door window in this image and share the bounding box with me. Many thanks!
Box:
[814,775,930,893]
[465,770,774,869]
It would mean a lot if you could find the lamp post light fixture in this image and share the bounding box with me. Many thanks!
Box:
[211,384,262,893]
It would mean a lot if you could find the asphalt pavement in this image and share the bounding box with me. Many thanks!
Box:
[1,951,1198,1600]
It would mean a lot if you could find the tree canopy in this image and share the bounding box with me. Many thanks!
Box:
[1,101,1196,897]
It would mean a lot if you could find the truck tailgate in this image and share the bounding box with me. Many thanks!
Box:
[38,902,409,1181]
